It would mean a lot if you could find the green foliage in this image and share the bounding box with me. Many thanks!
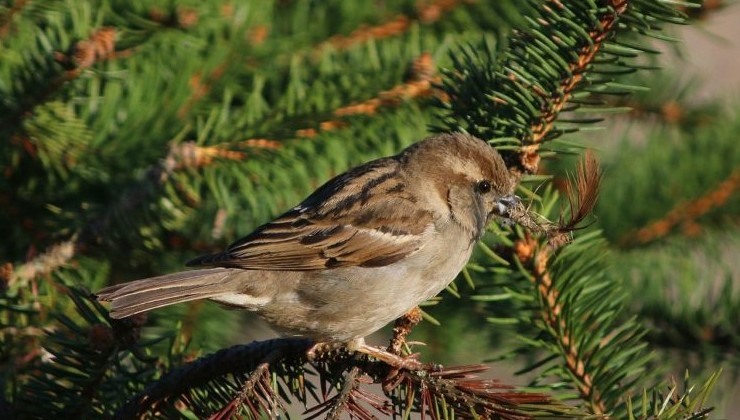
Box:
[0,0,735,418]
[597,112,740,242]
[610,229,740,359]
[471,191,650,415]
[434,0,683,169]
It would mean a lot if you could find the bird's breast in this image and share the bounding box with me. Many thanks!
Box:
[254,223,476,342]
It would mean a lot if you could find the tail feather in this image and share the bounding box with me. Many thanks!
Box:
[95,268,237,319]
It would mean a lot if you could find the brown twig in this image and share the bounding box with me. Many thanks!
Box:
[5,239,76,287]
[518,0,628,173]
[115,339,313,419]
[324,367,363,420]
[621,168,740,245]
[2,27,120,130]
[389,307,423,356]
[514,236,607,415]
[0,0,30,38]
[320,0,467,52]
[505,153,605,414]
[7,141,191,287]
[296,52,442,138]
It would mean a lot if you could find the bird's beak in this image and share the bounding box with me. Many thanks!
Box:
[493,194,520,218]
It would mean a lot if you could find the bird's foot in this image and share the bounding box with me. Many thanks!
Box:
[356,344,440,372]
[356,344,442,393]
[305,341,343,361]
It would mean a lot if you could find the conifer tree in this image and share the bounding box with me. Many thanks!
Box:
[1,0,735,418]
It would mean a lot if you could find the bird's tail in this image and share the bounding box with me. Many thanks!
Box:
[95,268,237,319]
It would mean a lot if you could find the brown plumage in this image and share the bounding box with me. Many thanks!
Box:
[96,133,517,344]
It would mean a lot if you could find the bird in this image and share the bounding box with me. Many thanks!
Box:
[96,132,518,365]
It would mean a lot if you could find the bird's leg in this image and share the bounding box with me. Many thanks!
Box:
[355,343,428,371]
[352,308,437,372]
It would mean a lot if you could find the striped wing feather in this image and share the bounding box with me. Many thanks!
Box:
[187,157,433,271]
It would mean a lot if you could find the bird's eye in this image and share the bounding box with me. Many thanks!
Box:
[477,180,492,194]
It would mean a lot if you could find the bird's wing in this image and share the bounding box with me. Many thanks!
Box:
[186,158,436,271]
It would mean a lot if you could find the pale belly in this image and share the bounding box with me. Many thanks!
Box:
[237,232,476,343]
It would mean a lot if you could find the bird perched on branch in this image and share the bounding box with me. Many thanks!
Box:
[96,132,520,364]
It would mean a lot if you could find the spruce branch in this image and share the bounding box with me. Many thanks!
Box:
[14,287,156,419]
[1,27,119,130]
[5,140,202,286]
[3,51,440,283]
[437,0,684,173]
[115,338,313,419]
[172,52,438,164]
[620,168,740,246]
[520,0,628,173]
[486,214,656,416]
[0,0,30,38]
[113,336,574,419]
[318,0,469,52]
[514,234,607,414]
[295,53,441,139]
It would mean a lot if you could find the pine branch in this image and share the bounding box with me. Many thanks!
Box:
[0,0,30,38]
[295,53,441,139]
[113,336,574,419]
[515,235,607,414]
[115,338,312,419]
[3,50,440,284]
[620,168,740,246]
[14,287,159,419]
[319,0,467,52]
[437,0,684,173]
[1,27,119,130]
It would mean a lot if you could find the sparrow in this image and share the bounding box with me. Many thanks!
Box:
[96,132,518,360]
